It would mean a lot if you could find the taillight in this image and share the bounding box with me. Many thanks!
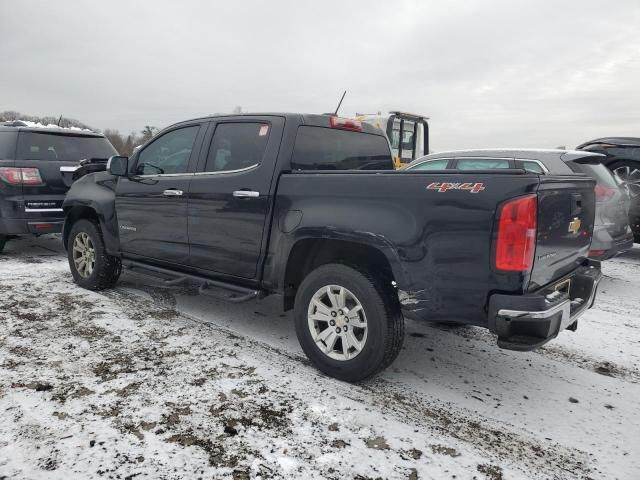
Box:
[495,194,538,272]
[0,167,43,186]
[329,116,363,132]
[594,184,617,202]
[589,249,606,257]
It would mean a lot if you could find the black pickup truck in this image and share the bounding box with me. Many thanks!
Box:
[62,113,602,381]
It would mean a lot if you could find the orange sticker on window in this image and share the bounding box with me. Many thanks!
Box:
[259,125,269,136]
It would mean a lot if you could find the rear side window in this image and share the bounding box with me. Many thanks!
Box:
[204,123,269,172]
[521,160,545,174]
[291,126,393,171]
[408,159,449,170]
[456,158,510,170]
[16,132,117,161]
[0,131,17,158]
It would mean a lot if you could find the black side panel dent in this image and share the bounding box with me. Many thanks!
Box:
[62,171,120,255]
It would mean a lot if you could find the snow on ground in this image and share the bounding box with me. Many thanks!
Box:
[0,235,639,479]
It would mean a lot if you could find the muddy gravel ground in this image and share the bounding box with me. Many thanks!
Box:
[0,236,638,479]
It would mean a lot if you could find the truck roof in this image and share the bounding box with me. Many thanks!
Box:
[169,113,386,136]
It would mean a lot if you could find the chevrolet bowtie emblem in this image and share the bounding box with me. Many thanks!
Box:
[568,217,581,234]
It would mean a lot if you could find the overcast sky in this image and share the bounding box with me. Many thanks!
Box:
[1,0,639,151]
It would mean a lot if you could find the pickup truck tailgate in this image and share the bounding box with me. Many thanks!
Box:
[528,176,596,291]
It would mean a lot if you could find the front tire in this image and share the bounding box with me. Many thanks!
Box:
[67,219,121,290]
[294,264,404,382]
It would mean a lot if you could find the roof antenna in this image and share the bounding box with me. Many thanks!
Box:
[334,90,347,116]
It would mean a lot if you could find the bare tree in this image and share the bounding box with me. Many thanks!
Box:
[103,129,125,154]
[141,126,158,142]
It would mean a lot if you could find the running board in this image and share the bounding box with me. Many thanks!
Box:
[122,259,263,303]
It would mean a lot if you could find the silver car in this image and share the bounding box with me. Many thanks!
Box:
[405,149,634,260]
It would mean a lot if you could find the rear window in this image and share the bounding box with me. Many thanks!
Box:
[16,132,117,161]
[0,131,17,158]
[291,126,393,171]
[568,161,618,187]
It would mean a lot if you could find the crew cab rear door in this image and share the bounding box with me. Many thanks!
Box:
[115,123,205,265]
[187,116,284,279]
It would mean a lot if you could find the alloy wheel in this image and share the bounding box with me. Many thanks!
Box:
[72,232,96,278]
[613,165,640,198]
[307,285,368,361]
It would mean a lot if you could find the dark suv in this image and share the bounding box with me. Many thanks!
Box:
[577,137,640,241]
[0,121,117,252]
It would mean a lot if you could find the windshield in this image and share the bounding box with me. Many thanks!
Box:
[16,131,117,161]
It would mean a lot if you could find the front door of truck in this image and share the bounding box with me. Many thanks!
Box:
[187,116,284,280]
[115,123,204,265]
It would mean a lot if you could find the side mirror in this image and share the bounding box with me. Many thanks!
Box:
[107,155,128,176]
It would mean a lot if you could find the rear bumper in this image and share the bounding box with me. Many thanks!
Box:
[591,234,634,260]
[590,225,635,259]
[0,216,64,235]
[1,195,65,235]
[487,260,602,351]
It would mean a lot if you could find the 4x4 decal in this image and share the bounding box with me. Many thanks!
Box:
[426,182,485,194]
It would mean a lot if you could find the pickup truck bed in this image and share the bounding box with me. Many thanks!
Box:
[62,113,602,381]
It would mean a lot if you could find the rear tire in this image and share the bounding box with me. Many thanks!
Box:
[67,219,121,290]
[0,234,6,253]
[294,263,404,382]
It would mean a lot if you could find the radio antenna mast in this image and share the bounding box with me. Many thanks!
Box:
[334,90,347,116]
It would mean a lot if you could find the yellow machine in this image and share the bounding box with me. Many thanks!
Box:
[354,111,429,169]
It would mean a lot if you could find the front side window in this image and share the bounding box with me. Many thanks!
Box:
[456,158,510,170]
[291,126,393,171]
[408,159,449,170]
[135,126,198,175]
[204,123,269,172]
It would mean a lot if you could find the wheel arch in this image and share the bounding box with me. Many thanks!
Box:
[282,237,401,311]
[63,204,120,255]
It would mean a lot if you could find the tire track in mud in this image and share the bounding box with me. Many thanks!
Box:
[419,323,640,384]
[120,272,640,385]
[104,286,596,479]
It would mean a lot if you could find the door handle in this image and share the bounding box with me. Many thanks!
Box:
[233,190,260,198]
[163,189,183,197]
